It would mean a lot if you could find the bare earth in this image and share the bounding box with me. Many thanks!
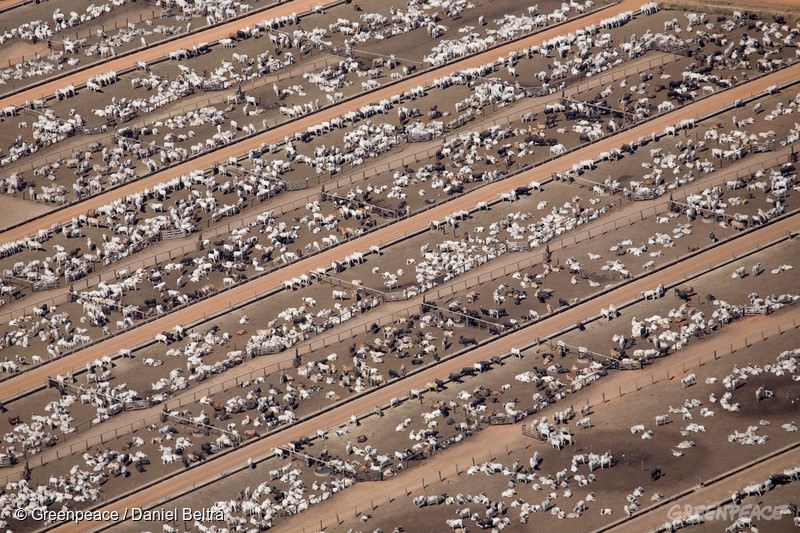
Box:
[3,63,797,404]
[0,0,340,107]
[48,213,800,532]
[0,0,632,242]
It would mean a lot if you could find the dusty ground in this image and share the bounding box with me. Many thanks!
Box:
[666,0,800,17]
[4,138,791,466]
[2,47,795,360]
[286,306,800,533]
[0,60,792,444]
[0,0,345,104]
[132,297,800,533]
[28,212,800,533]
[1,2,799,532]
[0,7,666,208]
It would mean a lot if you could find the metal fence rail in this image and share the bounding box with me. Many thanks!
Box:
[0,0,625,231]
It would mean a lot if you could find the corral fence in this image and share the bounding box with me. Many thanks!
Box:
[0,0,333,99]
[164,411,240,442]
[544,339,620,369]
[624,141,782,203]
[0,355,297,474]
[383,290,411,302]
[0,0,625,217]
[1,275,32,297]
[319,191,402,219]
[666,198,750,227]
[421,151,796,308]
[354,469,384,482]
[6,220,798,481]
[648,39,692,57]
[310,271,386,300]
[420,301,503,331]
[487,413,515,425]
[1,145,793,391]
[159,228,186,240]
[6,227,798,510]
[1,35,795,384]
[44,376,162,426]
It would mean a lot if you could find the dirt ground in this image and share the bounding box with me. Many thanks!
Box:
[1,47,794,355]
[131,300,800,533]
[666,0,800,17]
[1,60,792,446]
[0,5,661,208]
[32,212,800,532]
[0,0,742,245]
[294,315,800,533]
[4,138,788,460]
[2,2,800,532]
[0,0,338,101]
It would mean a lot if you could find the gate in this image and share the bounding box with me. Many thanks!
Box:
[160,228,185,240]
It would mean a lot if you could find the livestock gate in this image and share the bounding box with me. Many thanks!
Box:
[279,446,366,478]
[320,191,401,219]
[666,198,749,228]
[649,39,691,57]
[165,411,241,444]
[750,140,775,153]
[124,399,149,410]
[354,465,384,481]
[445,109,476,131]
[546,340,618,369]
[525,87,550,98]
[521,420,545,440]
[743,305,771,316]
[406,130,435,142]
[382,290,410,302]
[506,240,530,252]
[47,376,159,413]
[618,358,643,370]
[420,302,504,332]
[318,42,352,58]
[249,344,283,356]
[626,189,660,201]
[160,228,185,240]
[487,413,515,425]
[283,178,308,191]
[1,275,28,296]
[571,370,605,392]
[311,271,386,300]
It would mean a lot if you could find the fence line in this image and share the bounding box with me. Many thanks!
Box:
[0,0,629,229]
[1,31,794,366]
[1,0,331,99]
[3,212,796,487]
[79,223,800,526]
[0,133,793,381]
[10,55,335,178]
[1,129,794,398]
[424,147,796,304]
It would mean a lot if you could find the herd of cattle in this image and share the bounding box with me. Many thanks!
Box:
[0,0,799,531]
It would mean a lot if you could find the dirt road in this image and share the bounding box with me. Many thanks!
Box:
[0,142,786,484]
[2,65,796,403]
[0,0,636,242]
[0,0,33,12]
[0,51,666,320]
[611,446,800,533]
[49,214,800,532]
[0,0,338,107]
[267,308,800,533]
[669,0,800,15]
